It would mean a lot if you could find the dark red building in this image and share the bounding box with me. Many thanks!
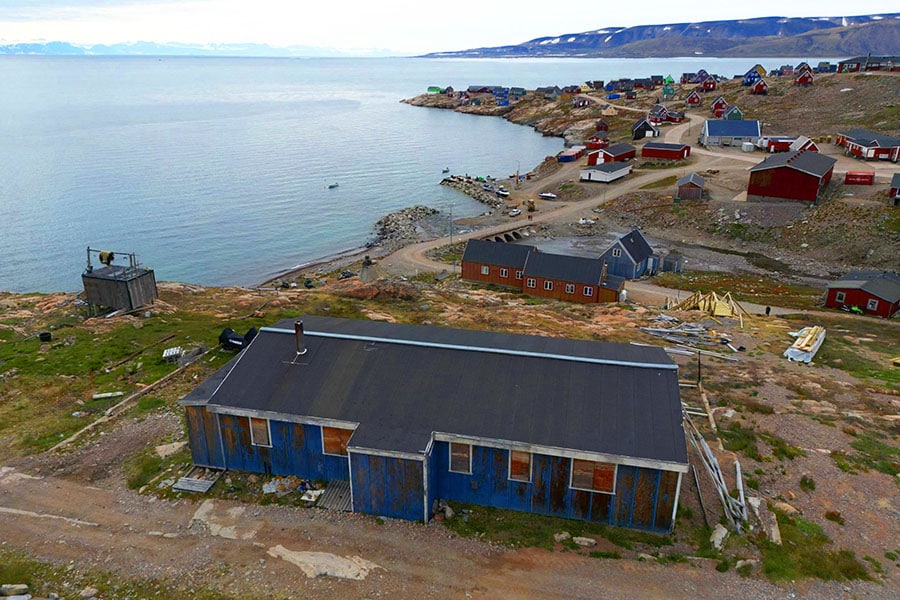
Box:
[460,240,535,287]
[588,143,637,165]
[825,271,900,318]
[834,129,900,162]
[461,240,625,304]
[747,150,836,204]
[641,142,691,161]
[750,79,769,95]
[522,252,624,304]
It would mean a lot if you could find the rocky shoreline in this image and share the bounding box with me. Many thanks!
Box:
[439,176,508,210]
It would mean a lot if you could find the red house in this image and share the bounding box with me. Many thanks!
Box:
[641,142,691,161]
[789,136,819,153]
[461,240,536,287]
[595,119,610,132]
[824,271,900,318]
[794,71,814,86]
[834,129,900,162]
[584,131,610,150]
[685,90,702,107]
[460,239,626,304]
[750,79,769,95]
[696,75,717,92]
[710,96,728,116]
[747,149,836,204]
[588,143,636,165]
[522,252,625,304]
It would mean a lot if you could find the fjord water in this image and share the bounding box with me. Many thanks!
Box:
[0,56,814,292]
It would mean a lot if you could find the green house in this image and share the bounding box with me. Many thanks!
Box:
[724,105,744,120]
[427,86,443,94]
[662,84,676,100]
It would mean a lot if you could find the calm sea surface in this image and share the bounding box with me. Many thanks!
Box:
[0,56,827,292]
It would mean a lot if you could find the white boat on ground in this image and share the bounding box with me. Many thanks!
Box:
[538,192,557,200]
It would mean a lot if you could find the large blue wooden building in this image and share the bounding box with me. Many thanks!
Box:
[181,316,688,531]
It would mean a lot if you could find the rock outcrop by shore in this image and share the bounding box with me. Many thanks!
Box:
[374,205,439,250]
[439,176,508,210]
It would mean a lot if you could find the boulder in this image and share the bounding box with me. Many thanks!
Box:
[1,585,29,596]
[710,523,730,551]
[572,536,597,547]
[553,531,571,543]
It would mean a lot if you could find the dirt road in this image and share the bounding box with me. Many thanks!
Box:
[0,465,882,599]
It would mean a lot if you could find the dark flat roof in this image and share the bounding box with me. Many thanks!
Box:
[644,142,689,151]
[523,251,604,285]
[603,143,636,156]
[192,316,687,469]
[462,239,535,268]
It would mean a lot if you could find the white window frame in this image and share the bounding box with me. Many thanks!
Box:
[834,291,846,303]
[569,458,617,495]
[508,450,532,483]
[565,283,575,294]
[866,298,879,311]
[544,280,553,291]
[526,278,536,289]
[449,442,472,474]
[583,286,593,296]
[480,265,490,275]
[249,417,272,448]
[515,270,523,280]
[500,268,509,278]
[612,247,622,258]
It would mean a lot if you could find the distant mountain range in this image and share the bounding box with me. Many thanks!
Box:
[0,41,391,58]
[422,14,900,58]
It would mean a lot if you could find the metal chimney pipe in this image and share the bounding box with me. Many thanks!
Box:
[294,320,307,355]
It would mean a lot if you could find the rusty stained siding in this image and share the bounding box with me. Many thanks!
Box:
[430,441,678,531]
[185,406,224,468]
[350,453,424,521]
[217,416,349,481]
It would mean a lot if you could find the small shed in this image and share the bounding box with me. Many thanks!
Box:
[789,136,819,153]
[81,247,157,316]
[632,118,660,140]
[890,173,900,206]
[580,162,632,183]
[676,173,705,201]
[662,251,685,273]
[750,79,769,95]
[685,90,702,107]
[595,119,610,132]
[795,71,814,86]
[723,106,743,121]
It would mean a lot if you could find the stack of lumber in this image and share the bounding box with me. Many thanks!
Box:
[783,326,826,363]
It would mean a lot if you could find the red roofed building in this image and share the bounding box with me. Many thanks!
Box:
[747,150,836,204]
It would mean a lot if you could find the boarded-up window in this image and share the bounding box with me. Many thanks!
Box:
[571,459,616,493]
[509,450,531,482]
[449,442,471,473]
[322,426,353,456]
[249,417,271,447]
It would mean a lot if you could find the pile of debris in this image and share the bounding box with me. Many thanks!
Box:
[262,476,324,503]
[783,325,826,363]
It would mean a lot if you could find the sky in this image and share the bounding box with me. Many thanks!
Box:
[1,0,895,55]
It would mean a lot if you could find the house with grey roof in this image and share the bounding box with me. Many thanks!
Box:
[598,229,658,279]
[676,174,705,201]
[180,316,688,529]
[834,129,900,162]
[824,271,900,318]
[747,149,836,203]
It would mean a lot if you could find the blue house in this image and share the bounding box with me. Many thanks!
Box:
[598,229,658,279]
[181,316,688,531]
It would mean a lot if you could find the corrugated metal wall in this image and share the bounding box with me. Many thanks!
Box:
[350,453,424,521]
[430,441,678,532]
